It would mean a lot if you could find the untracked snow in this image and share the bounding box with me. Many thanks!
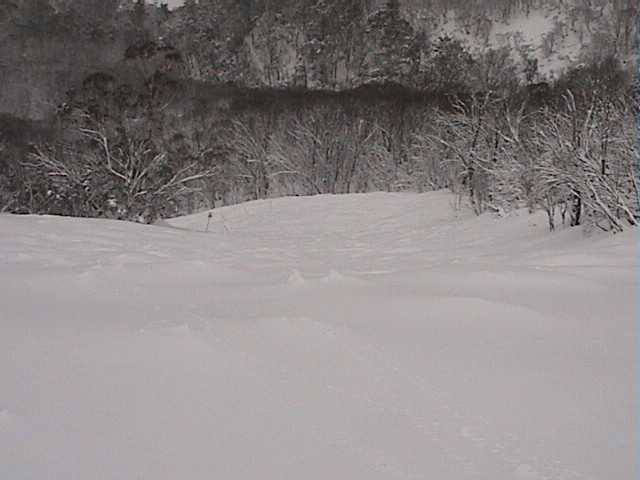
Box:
[0,192,636,479]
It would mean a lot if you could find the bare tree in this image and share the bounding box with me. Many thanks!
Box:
[24,121,217,222]
[416,94,504,214]
[227,117,272,200]
[531,92,638,232]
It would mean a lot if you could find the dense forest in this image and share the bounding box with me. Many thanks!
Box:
[0,0,638,231]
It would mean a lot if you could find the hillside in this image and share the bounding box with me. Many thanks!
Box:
[1,192,636,479]
[1,1,637,256]
[1,0,636,119]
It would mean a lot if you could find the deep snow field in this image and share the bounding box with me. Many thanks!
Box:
[0,191,636,480]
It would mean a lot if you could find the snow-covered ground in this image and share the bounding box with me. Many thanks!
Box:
[0,192,636,479]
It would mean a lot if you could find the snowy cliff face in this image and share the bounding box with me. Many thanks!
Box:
[400,0,637,81]
[231,0,635,89]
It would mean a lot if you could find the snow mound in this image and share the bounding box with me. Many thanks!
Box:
[288,269,306,287]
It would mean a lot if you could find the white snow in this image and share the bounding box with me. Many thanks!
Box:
[422,2,603,81]
[0,191,636,479]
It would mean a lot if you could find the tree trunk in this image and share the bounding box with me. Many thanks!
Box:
[570,191,582,226]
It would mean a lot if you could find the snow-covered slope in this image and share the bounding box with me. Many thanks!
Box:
[405,0,633,80]
[0,192,636,479]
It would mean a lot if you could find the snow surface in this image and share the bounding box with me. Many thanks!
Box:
[0,191,636,479]
[437,7,582,81]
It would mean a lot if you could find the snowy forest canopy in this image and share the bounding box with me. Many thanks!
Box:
[0,0,638,231]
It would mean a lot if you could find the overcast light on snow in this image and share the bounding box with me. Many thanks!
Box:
[0,192,636,479]
[161,0,184,9]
